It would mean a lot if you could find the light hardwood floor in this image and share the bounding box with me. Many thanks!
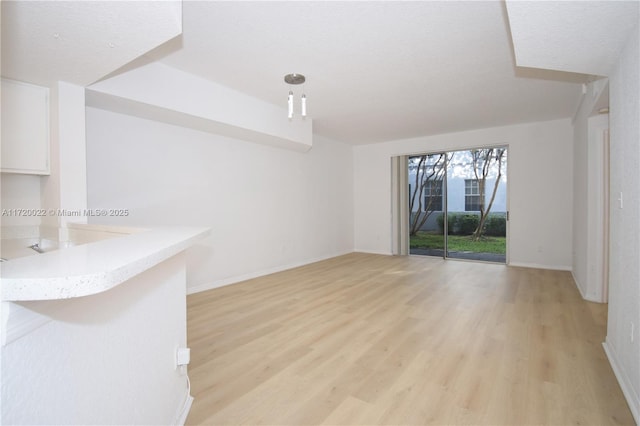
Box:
[186,253,634,425]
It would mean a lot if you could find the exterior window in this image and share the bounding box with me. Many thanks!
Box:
[465,179,481,211]
[423,180,443,211]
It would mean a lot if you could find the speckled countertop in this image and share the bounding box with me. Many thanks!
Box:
[0,227,210,301]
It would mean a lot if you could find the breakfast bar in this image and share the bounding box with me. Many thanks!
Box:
[0,224,210,425]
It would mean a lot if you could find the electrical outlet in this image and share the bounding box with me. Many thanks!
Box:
[176,347,191,368]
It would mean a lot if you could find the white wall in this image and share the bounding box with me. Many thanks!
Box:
[85,107,354,293]
[408,174,508,214]
[604,22,640,423]
[572,90,592,295]
[57,82,87,226]
[0,174,41,228]
[87,62,312,152]
[1,81,88,232]
[1,254,189,425]
[572,79,609,302]
[40,83,60,228]
[354,118,573,270]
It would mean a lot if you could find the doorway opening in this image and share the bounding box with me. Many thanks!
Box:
[407,147,508,263]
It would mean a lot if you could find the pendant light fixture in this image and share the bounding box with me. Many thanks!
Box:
[284,73,306,119]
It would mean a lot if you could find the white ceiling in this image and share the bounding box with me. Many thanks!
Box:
[1,1,182,87]
[149,1,593,144]
[3,1,635,145]
[506,0,639,77]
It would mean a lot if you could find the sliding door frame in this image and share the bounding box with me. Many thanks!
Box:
[392,143,510,264]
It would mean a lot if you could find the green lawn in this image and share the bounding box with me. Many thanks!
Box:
[410,231,506,254]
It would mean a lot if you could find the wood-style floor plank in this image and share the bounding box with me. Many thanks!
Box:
[186,253,635,425]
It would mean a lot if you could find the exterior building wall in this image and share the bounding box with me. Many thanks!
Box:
[408,171,507,232]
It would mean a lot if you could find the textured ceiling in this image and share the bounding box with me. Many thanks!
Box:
[150,1,593,144]
[3,1,633,145]
[507,0,639,76]
[1,1,182,87]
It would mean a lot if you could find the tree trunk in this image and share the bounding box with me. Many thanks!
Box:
[409,154,447,236]
[471,149,504,241]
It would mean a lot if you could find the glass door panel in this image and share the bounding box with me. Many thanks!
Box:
[408,153,448,257]
[408,147,507,263]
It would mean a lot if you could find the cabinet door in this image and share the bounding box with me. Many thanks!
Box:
[1,79,50,175]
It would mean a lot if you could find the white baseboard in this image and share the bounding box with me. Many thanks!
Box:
[570,271,607,303]
[353,249,393,256]
[571,271,587,297]
[187,250,354,295]
[603,340,640,424]
[508,261,572,272]
[570,270,601,302]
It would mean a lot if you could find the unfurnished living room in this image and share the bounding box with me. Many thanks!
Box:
[0,1,639,425]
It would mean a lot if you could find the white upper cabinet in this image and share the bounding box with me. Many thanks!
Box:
[1,78,50,175]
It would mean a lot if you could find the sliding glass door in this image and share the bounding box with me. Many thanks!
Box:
[408,147,507,263]
[408,153,449,258]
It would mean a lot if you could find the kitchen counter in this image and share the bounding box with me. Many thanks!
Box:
[0,226,210,301]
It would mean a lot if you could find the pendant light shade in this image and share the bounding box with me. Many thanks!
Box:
[301,94,307,117]
[284,73,307,119]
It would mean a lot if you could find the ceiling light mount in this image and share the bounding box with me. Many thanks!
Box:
[284,73,307,119]
[284,73,306,85]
